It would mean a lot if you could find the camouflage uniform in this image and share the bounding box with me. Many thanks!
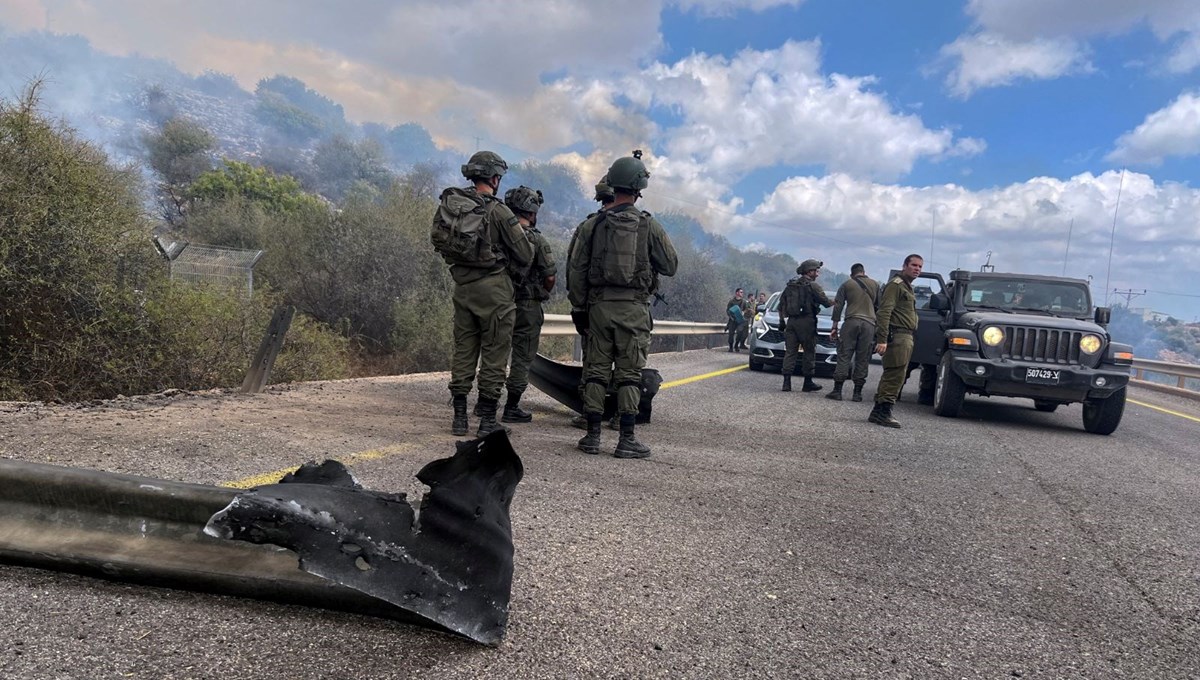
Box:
[505,223,556,408]
[779,261,832,391]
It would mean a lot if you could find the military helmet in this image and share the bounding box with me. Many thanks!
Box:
[798,258,823,274]
[461,150,508,181]
[606,149,650,193]
[594,175,615,202]
[504,185,544,215]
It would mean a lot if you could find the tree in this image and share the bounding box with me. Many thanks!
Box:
[188,160,325,216]
[143,116,216,221]
[312,135,394,200]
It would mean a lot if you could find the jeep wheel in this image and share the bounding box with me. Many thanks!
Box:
[1082,387,1126,435]
[933,353,966,418]
[1033,400,1059,413]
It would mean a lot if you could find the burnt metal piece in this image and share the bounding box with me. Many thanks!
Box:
[206,431,523,645]
[0,431,523,646]
[528,354,662,423]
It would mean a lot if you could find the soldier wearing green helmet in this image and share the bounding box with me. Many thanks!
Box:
[500,185,557,423]
[778,258,833,392]
[567,151,678,459]
[566,175,618,430]
[431,150,533,437]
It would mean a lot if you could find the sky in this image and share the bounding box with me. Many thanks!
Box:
[2,0,1199,319]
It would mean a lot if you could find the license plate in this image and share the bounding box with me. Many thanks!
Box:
[1025,368,1060,385]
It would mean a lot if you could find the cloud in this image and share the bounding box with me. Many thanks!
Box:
[938,0,1200,96]
[0,0,45,31]
[671,0,805,16]
[736,169,1200,298]
[1107,92,1200,164]
[939,32,1092,98]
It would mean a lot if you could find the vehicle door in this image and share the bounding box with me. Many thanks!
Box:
[891,270,947,367]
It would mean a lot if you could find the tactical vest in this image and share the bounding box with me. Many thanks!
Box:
[430,187,504,269]
[586,206,653,296]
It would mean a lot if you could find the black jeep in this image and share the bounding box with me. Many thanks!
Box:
[913,269,1133,435]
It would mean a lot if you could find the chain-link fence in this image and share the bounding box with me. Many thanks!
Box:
[156,237,264,296]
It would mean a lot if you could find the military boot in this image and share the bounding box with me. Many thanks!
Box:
[475,397,510,437]
[825,381,844,400]
[869,402,902,428]
[802,377,823,392]
[577,413,602,455]
[501,391,533,423]
[851,385,864,402]
[614,414,651,459]
[451,395,469,436]
[782,375,792,392]
[570,414,588,430]
[917,389,935,406]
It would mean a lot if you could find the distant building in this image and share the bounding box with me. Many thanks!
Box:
[1128,307,1172,324]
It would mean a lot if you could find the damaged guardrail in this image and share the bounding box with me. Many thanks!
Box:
[0,432,523,646]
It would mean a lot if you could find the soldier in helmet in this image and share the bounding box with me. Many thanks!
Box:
[500,185,556,423]
[777,259,833,392]
[568,176,616,431]
[568,151,678,459]
[430,151,533,437]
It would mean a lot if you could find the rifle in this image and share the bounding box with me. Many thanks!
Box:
[652,292,669,307]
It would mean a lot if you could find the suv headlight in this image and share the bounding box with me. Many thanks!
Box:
[1079,334,1102,354]
[981,326,1005,346]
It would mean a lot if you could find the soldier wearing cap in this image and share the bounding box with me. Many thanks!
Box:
[777,258,833,392]
[500,185,556,423]
[433,151,533,437]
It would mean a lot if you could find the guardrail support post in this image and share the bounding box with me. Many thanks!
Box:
[572,335,582,362]
[676,336,685,352]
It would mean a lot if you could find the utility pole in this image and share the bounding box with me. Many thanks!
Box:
[1104,169,1125,306]
[474,136,482,151]
[1062,217,1073,276]
[1111,288,1146,308]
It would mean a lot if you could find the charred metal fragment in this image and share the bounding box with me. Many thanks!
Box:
[528,354,662,423]
[205,429,523,645]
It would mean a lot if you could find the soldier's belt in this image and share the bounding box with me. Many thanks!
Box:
[889,328,914,335]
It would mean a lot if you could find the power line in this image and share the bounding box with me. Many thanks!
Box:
[1144,289,1200,299]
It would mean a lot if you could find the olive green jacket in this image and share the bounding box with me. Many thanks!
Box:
[567,204,678,307]
[514,227,557,301]
[874,275,918,344]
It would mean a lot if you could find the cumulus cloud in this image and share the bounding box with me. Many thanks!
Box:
[939,0,1200,96]
[939,32,1092,98]
[1108,92,1200,165]
[736,169,1199,299]
[671,0,806,16]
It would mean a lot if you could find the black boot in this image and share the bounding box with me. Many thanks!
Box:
[451,395,469,436]
[614,414,651,459]
[570,414,588,430]
[501,391,532,423]
[802,377,823,392]
[577,413,602,455]
[825,381,844,400]
[475,397,509,437]
[917,389,935,406]
[782,375,792,392]
[869,402,901,428]
[851,385,864,402]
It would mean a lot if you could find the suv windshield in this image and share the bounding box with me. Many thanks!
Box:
[962,278,1091,316]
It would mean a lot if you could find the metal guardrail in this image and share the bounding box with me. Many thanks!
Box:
[1129,358,1200,400]
[542,314,727,358]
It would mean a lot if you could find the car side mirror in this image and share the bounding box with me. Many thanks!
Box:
[930,293,949,312]
[1094,306,1111,326]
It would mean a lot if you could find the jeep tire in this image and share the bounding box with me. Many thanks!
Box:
[933,352,966,418]
[1082,387,1125,435]
[1033,400,1059,413]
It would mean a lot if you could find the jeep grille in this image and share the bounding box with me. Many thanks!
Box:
[1000,326,1086,364]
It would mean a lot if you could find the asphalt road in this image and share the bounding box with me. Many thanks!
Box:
[1,349,1197,679]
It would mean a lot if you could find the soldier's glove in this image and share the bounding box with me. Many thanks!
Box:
[571,308,589,336]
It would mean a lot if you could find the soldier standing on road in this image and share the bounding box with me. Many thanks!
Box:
[827,263,879,402]
[431,151,533,437]
[568,151,678,459]
[778,259,833,392]
[501,185,556,424]
[726,288,746,352]
[869,254,923,428]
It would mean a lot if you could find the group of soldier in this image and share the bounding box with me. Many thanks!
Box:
[725,288,768,353]
[772,254,927,428]
[432,149,677,460]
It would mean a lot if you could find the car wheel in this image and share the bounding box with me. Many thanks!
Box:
[1082,387,1125,435]
[1033,400,1059,413]
[933,352,966,418]
[749,358,763,371]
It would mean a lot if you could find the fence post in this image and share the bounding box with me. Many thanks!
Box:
[241,306,296,393]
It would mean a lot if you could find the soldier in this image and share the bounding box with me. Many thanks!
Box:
[726,288,746,352]
[827,263,879,402]
[777,259,833,392]
[501,185,556,423]
[568,150,678,459]
[869,254,923,428]
[430,151,533,437]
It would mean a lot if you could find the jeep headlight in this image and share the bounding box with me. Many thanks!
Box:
[981,326,1005,346]
[1079,334,1102,354]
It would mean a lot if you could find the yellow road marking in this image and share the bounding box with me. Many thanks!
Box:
[661,364,748,389]
[220,443,418,489]
[1128,399,1200,424]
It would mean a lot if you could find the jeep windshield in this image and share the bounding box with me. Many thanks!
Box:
[962,278,1091,317]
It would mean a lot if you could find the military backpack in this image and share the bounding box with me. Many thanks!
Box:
[587,207,652,291]
[430,187,500,267]
[781,278,812,317]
